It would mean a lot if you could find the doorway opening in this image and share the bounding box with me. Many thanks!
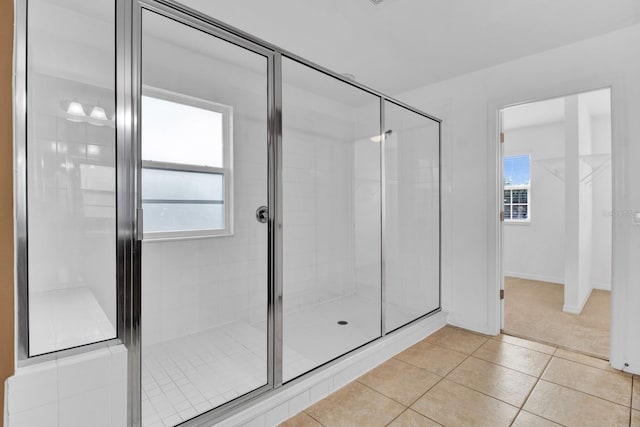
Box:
[499,88,612,360]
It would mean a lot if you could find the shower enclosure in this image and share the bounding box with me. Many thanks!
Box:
[17,0,441,426]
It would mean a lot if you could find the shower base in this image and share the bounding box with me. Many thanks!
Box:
[141,294,421,427]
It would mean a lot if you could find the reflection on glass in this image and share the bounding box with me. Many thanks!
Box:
[384,100,440,333]
[281,57,382,382]
[141,10,269,426]
[26,0,117,355]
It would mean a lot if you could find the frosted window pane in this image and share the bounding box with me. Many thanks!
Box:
[142,95,223,167]
[142,203,224,233]
[142,168,223,201]
[142,168,224,233]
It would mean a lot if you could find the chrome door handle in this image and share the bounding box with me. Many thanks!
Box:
[256,206,269,224]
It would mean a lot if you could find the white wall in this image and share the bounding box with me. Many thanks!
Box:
[503,122,565,284]
[396,24,640,373]
[590,115,613,290]
[503,109,612,293]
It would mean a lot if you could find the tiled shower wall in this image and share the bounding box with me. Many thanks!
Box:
[28,74,116,323]
[5,345,127,427]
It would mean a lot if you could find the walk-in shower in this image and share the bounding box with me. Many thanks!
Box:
[16,0,441,426]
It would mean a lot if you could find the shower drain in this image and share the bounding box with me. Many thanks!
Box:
[337,320,349,325]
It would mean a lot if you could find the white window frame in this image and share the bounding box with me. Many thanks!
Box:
[503,153,531,224]
[504,184,531,223]
[141,86,233,240]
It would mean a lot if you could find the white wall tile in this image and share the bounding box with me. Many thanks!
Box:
[110,381,127,427]
[264,403,288,426]
[287,390,310,416]
[59,386,110,427]
[242,415,266,427]
[109,345,128,384]
[8,403,58,427]
[58,348,111,399]
[7,362,58,414]
[308,378,333,404]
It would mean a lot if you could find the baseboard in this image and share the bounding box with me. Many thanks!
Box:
[504,271,564,285]
[592,282,611,291]
[563,287,593,314]
[217,311,448,426]
[446,317,494,336]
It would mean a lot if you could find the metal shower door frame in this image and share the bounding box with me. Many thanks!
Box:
[123,1,282,425]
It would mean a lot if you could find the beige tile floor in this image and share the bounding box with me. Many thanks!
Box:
[503,277,610,359]
[279,326,640,427]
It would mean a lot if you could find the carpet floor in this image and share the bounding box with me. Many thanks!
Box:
[503,277,610,359]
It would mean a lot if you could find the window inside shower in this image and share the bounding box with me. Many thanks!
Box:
[141,90,233,238]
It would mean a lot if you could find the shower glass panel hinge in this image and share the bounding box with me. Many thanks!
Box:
[500,132,505,143]
[136,208,144,241]
[500,211,504,222]
[500,289,505,300]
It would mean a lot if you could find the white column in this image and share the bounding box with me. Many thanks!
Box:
[563,95,594,314]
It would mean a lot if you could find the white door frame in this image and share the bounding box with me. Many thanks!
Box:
[486,75,626,369]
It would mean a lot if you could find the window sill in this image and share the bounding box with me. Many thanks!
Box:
[142,231,233,242]
[504,220,531,226]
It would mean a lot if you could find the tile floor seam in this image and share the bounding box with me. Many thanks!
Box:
[465,354,540,380]
[384,407,409,427]
[468,347,548,379]
[551,352,630,377]
[302,410,325,426]
[442,369,530,410]
[516,344,556,426]
[529,379,631,423]
[355,379,413,408]
[500,330,576,357]
[426,337,489,355]
[539,373,632,408]
[392,342,478,418]
[518,409,570,427]
[404,341,524,424]
[383,408,444,427]
[390,341,467,374]
[486,336,558,358]
[492,334,558,355]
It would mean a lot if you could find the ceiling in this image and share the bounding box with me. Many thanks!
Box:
[178,0,640,95]
[503,88,611,131]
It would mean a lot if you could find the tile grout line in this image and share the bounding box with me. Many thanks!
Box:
[539,376,632,408]
[465,340,551,378]
[492,334,557,355]
[377,334,492,425]
[398,337,491,421]
[382,407,444,427]
[293,329,472,427]
[302,409,325,426]
[500,329,609,362]
[510,348,561,427]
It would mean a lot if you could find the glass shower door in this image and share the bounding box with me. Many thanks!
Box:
[139,9,272,426]
[281,57,382,382]
[384,100,440,332]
